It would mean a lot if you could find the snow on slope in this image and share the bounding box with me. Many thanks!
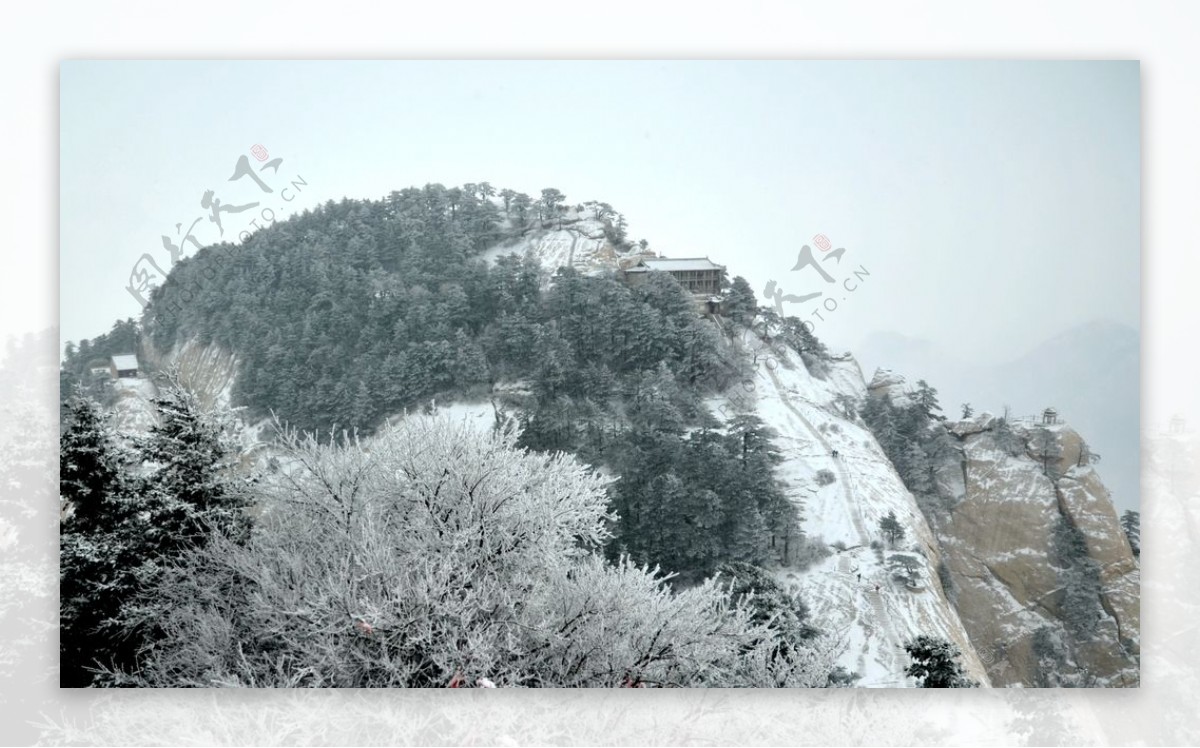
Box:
[711,327,990,687]
[146,338,239,411]
[110,338,281,473]
[424,347,988,687]
[110,376,159,435]
[478,210,642,276]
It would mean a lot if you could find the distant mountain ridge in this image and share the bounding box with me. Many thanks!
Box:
[858,320,1139,512]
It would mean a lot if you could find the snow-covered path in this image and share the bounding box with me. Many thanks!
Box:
[756,357,913,682]
[741,338,987,687]
[861,587,907,685]
[764,364,869,545]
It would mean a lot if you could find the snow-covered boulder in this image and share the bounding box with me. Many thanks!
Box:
[866,368,914,407]
[947,411,996,437]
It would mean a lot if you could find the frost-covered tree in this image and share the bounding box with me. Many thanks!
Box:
[725,276,758,324]
[888,553,921,582]
[1032,427,1064,477]
[777,317,829,372]
[59,393,122,533]
[498,188,516,215]
[68,383,255,686]
[126,417,841,688]
[1051,515,1103,641]
[1031,625,1069,687]
[538,187,566,226]
[510,192,532,225]
[901,443,935,497]
[913,380,943,421]
[903,635,978,688]
[879,510,905,547]
[138,383,252,555]
[718,562,820,648]
[1120,510,1140,558]
[59,394,137,686]
[992,415,1025,457]
[860,395,899,451]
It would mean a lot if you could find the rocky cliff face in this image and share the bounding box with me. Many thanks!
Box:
[713,333,991,687]
[139,337,239,411]
[926,410,1139,687]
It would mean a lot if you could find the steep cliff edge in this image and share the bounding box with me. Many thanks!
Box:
[927,412,1139,687]
[712,330,991,687]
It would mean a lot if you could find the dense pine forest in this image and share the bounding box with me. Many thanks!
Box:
[63,184,957,688]
[61,185,831,583]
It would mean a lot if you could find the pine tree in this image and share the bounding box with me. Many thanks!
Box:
[58,384,255,684]
[914,380,943,421]
[904,635,978,687]
[730,505,771,566]
[511,192,532,225]
[59,394,123,533]
[1051,515,1103,641]
[351,379,374,429]
[59,395,138,685]
[498,188,516,216]
[539,187,566,227]
[62,385,256,685]
[879,509,905,547]
[992,415,1025,456]
[860,395,900,455]
[902,443,935,496]
[718,562,820,651]
[1033,427,1064,477]
[678,487,726,574]
[1120,510,1140,558]
[780,317,828,358]
[725,276,758,324]
[727,415,795,555]
[137,384,252,570]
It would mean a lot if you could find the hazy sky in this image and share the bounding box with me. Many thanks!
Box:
[61,60,1139,364]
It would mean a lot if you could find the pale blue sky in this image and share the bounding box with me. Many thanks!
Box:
[61,60,1140,363]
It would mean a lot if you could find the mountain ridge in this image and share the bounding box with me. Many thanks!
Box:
[59,183,1138,687]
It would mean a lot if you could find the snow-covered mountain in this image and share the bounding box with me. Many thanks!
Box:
[108,211,1137,688]
[706,333,1138,687]
[856,321,1139,515]
[707,331,991,686]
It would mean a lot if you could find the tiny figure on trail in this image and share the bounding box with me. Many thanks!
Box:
[857,572,862,582]
[832,450,839,459]
[874,583,880,593]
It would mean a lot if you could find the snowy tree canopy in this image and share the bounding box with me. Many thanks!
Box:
[129,416,841,688]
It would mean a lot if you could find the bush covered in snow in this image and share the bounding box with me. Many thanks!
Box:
[789,533,833,571]
[123,416,842,688]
